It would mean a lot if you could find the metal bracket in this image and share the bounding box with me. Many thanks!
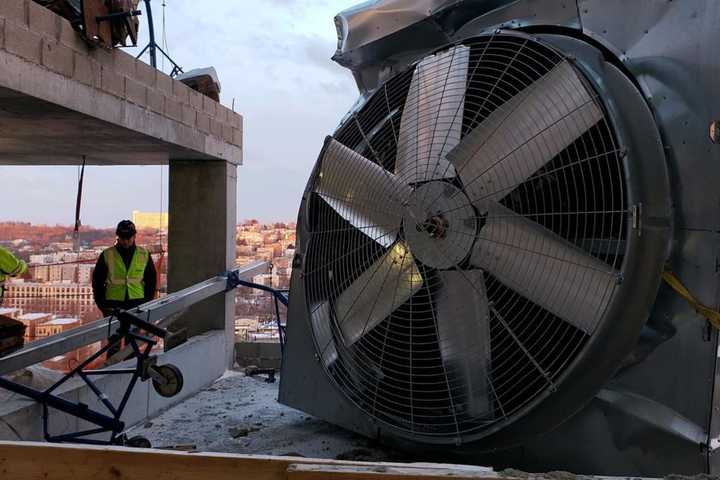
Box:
[632,203,643,236]
[225,270,243,291]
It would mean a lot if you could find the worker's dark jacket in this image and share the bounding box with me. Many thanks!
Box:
[92,244,157,313]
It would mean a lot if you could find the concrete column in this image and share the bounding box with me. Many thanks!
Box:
[168,160,237,367]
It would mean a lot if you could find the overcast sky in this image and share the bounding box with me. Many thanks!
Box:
[0,0,358,227]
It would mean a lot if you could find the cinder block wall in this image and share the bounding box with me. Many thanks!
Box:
[235,342,282,369]
[0,0,242,149]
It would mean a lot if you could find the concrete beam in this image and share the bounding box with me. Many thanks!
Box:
[168,160,238,366]
[0,1,243,165]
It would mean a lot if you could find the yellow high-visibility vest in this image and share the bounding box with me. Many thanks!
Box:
[103,246,149,302]
[0,246,27,300]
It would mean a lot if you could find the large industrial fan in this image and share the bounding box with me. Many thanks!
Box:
[281,1,719,476]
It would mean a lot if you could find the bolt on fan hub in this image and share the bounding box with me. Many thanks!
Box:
[403,181,477,269]
[416,214,449,239]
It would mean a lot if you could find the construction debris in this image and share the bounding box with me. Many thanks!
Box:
[244,365,276,383]
[126,372,401,461]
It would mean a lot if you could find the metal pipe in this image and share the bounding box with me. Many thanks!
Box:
[143,0,157,68]
[0,376,120,431]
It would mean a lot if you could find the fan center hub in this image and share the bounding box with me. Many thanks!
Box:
[403,182,477,269]
[417,214,449,239]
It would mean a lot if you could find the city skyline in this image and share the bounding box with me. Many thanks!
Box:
[0,215,299,230]
[1,219,295,370]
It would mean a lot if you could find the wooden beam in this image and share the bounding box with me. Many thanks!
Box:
[0,442,505,480]
[287,463,500,480]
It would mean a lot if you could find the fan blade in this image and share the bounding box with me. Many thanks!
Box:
[395,45,469,184]
[435,270,492,418]
[336,242,423,346]
[448,61,603,202]
[312,301,384,388]
[310,301,339,368]
[471,201,618,334]
[316,138,411,248]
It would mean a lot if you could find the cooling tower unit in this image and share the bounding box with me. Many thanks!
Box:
[280,1,720,476]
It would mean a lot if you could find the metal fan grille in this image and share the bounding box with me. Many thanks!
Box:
[301,34,627,442]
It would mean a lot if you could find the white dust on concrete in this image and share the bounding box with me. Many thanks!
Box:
[127,372,396,461]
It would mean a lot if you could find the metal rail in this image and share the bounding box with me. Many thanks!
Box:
[0,261,269,376]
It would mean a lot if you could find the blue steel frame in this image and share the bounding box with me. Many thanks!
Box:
[226,271,289,354]
[0,270,284,447]
[0,310,168,445]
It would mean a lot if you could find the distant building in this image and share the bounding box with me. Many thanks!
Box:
[35,317,79,338]
[78,264,94,284]
[17,312,53,339]
[30,254,51,264]
[235,317,259,340]
[252,274,273,288]
[132,210,168,230]
[61,264,77,282]
[32,264,50,282]
[6,282,94,301]
[0,307,22,319]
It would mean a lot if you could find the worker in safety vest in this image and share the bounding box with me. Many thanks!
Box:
[92,220,157,317]
[0,246,27,305]
[0,246,28,356]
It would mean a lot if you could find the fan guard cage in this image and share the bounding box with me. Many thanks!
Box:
[300,34,628,443]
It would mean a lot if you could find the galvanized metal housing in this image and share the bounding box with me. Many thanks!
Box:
[281,1,720,476]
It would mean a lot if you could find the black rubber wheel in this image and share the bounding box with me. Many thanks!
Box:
[152,364,184,398]
[126,435,152,449]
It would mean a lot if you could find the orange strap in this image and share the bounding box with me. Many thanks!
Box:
[663,270,720,330]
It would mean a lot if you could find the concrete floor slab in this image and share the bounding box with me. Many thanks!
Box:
[127,371,413,462]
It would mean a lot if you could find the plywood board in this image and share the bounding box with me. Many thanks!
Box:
[0,442,502,480]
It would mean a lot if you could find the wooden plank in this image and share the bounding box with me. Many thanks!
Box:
[287,463,500,480]
[0,442,504,480]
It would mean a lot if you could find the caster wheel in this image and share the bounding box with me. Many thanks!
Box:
[152,364,184,398]
[126,435,152,448]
